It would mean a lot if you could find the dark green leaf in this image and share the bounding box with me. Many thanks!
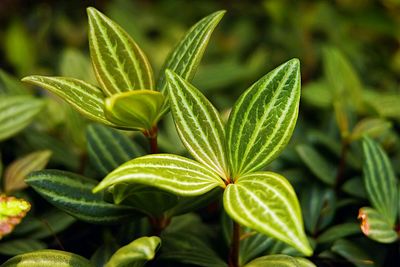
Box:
[0,239,46,256]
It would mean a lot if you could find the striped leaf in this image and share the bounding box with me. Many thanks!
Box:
[157,10,225,115]
[21,76,115,126]
[104,90,164,131]
[358,207,398,243]
[106,236,161,267]
[93,154,225,196]
[87,7,153,95]
[2,249,92,267]
[245,255,316,267]
[0,95,44,141]
[26,170,138,224]
[4,150,52,193]
[362,136,398,225]
[87,124,143,177]
[226,59,301,177]
[166,70,228,179]
[223,172,312,256]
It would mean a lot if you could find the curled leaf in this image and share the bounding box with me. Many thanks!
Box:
[0,195,30,239]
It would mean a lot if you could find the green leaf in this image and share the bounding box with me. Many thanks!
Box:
[0,69,29,95]
[21,76,115,126]
[104,90,164,131]
[331,239,375,267]
[0,95,44,141]
[106,236,161,267]
[317,223,361,243]
[239,232,275,266]
[362,136,398,224]
[226,59,301,177]
[26,170,138,224]
[87,124,144,177]
[4,150,52,193]
[223,172,312,256]
[244,255,314,267]
[0,195,30,239]
[0,239,46,256]
[60,48,97,84]
[350,118,392,141]
[341,177,367,199]
[87,7,153,95]
[93,154,225,196]
[358,207,398,243]
[1,249,92,267]
[157,10,225,115]
[295,144,336,186]
[166,70,228,178]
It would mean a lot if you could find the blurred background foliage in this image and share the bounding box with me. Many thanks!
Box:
[1,0,400,266]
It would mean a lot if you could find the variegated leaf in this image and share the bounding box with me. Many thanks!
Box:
[0,195,30,239]
[166,70,228,179]
[21,76,116,126]
[93,154,225,196]
[226,59,301,177]
[245,255,316,267]
[223,172,312,256]
[362,137,398,225]
[0,95,44,141]
[87,7,153,95]
[157,10,225,116]
[358,207,398,243]
[106,236,161,267]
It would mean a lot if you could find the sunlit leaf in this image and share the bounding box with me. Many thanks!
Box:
[226,59,301,177]
[223,172,312,256]
[358,207,398,243]
[362,137,398,225]
[166,70,228,178]
[104,90,164,131]
[1,249,92,267]
[244,255,316,267]
[93,154,225,196]
[106,236,161,267]
[87,7,153,95]
[0,195,30,239]
[4,150,52,193]
[0,95,44,141]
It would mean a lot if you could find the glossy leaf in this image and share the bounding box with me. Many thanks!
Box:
[362,137,398,224]
[0,95,44,141]
[358,207,398,243]
[223,172,312,256]
[93,154,225,196]
[226,59,301,177]
[0,195,30,239]
[104,90,164,131]
[106,236,161,267]
[1,249,92,267]
[87,124,143,177]
[4,150,52,193]
[157,10,225,115]
[87,7,153,95]
[296,144,335,186]
[21,76,114,126]
[166,70,228,178]
[317,223,361,243]
[26,170,137,224]
[244,255,315,267]
[0,239,46,256]
[350,118,391,141]
[331,239,375,267]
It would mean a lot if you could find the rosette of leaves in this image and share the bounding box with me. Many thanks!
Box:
[94,59,314,264]
[21,7,225,148]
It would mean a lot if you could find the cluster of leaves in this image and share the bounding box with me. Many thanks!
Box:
[1,2,400,267]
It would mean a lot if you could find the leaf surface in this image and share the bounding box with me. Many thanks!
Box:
[358,207,398,243]
[87,7,153,95]
[94,154,225,196]
[223,172,312,256]
[0,195,30,239]
[0,239,46,256]
[166,70,228,178]
[244,255,315,267]
[106,236,160,267]
[226,59,301,177]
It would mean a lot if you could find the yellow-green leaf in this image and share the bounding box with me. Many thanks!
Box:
[4,150,52,193]
[104,90,164,131]
[87,7,153,95]
[0,195,30,239]
[350,118,392,141]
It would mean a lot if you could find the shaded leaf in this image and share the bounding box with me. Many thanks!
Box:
[350,118,391,141]
[0,195,30,239]
[0,239,46,256]
[226,59,301,177]
[358,207,398,243]
[317,223,361,243]
[331,239,375,267]
[223,172,312,256]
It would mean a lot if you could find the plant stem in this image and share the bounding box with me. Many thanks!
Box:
[229,221,240,267]
[335,139,349,191]
[144,126,158,154]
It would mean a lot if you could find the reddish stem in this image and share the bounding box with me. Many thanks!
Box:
[228,221,240,267]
